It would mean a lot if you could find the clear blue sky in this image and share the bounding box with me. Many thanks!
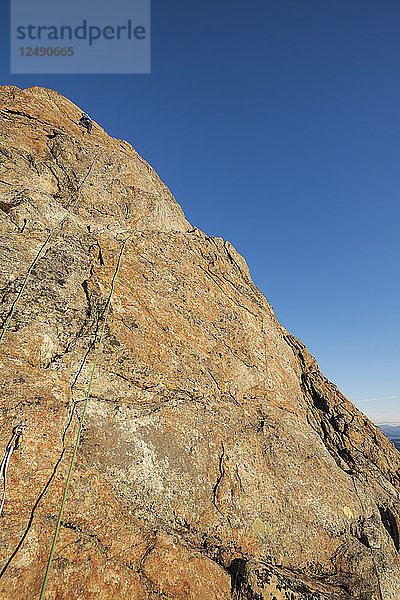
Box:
[1,1,399,423]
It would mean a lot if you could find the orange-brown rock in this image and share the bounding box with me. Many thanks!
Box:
[1,85,400,599]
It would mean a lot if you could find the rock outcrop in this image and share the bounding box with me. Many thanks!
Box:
[1,85,400,599]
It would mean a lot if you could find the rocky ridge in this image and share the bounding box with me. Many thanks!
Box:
[0,85,400,599]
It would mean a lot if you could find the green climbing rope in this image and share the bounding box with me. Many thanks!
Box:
[38,232,134,600]
[0,152,99,348]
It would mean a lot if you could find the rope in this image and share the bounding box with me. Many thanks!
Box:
[38,232,134,600]
[0,423,26,517]
[0,152,99,349]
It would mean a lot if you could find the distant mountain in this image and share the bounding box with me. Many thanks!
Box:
[378,424,400,438]
[378,425,400,451]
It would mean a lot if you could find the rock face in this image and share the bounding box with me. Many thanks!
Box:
[0,85,400,600]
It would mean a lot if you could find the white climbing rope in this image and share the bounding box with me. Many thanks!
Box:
[0,423,26,517]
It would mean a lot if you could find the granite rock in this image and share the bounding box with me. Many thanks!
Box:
[1,85,400,599]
